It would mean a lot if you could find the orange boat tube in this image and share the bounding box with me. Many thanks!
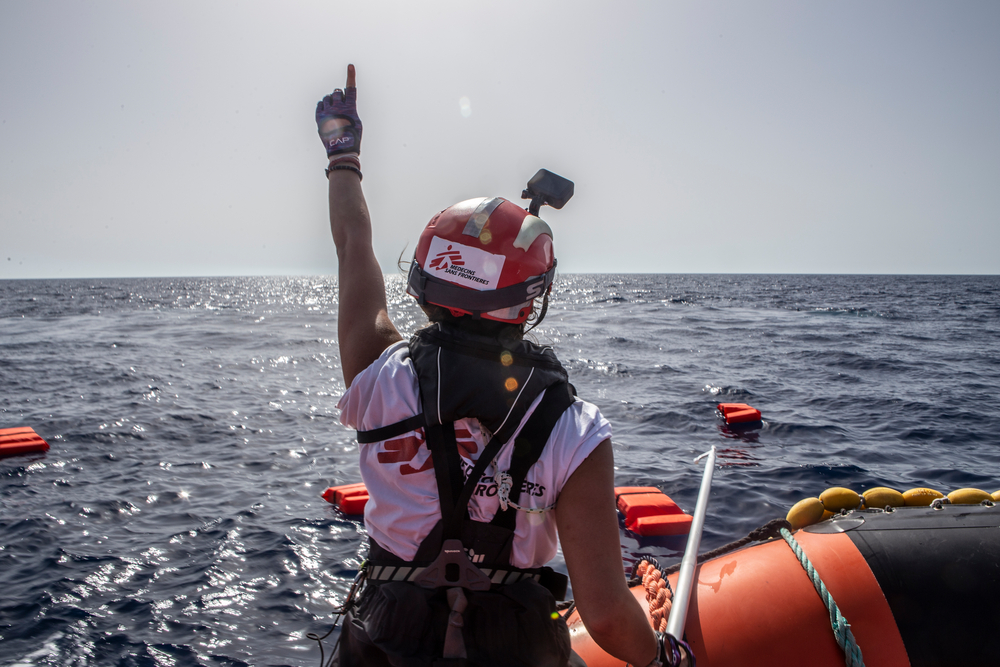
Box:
[567,505,1000,666]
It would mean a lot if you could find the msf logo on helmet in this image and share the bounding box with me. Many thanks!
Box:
[424,237,504,290]
[428,245,464,271]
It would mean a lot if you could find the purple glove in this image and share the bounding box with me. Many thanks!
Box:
[316,82,362,158]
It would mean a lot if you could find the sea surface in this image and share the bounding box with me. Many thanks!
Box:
[2,274,999,666]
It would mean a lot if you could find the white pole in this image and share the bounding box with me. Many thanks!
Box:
[665,446,716,640]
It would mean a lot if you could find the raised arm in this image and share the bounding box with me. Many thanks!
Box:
[317,65,402,386]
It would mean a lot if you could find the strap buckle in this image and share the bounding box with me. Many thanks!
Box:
[412,539,492,591]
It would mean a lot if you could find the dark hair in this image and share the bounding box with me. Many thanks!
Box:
[420,291,550,343]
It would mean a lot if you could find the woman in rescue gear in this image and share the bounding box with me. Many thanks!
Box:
[318,64,693,667]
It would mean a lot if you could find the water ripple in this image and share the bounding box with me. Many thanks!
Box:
[2,274,999,664]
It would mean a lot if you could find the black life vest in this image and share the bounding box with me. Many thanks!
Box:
[339,323,578,667]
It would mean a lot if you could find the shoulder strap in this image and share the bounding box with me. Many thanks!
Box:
[356,414,424,444]
[425,423,464,539]
[425,421,512,542]
[424,383,577,538]
[492,383,576,531]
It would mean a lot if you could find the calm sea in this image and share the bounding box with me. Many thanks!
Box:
[2,274,999,666]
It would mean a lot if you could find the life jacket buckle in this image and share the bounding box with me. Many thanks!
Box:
[412,539,492,591]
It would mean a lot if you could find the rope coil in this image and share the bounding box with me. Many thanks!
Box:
[635,560,673,633]
[309,565,367,667]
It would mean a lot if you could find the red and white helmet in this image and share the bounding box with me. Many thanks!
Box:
[406,197,556,323]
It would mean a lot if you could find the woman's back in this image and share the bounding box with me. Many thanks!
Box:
[338,335,611,569]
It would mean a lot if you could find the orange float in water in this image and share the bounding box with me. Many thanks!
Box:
[322,482,369,515]
[615,487,692,536]
[717,403,762,425]
[322,482,691,534]
[0,427,50,457]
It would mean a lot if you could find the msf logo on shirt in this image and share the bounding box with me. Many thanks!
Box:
[428,245,464,271]
[377,426,476,475]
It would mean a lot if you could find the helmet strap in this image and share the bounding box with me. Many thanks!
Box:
[407,260,556,320]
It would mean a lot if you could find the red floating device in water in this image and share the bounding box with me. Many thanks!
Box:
[322,482,369,515]
[0,427,50,457]
[615,486,692,536]
[323,482,694,534]
[717,403,762,425]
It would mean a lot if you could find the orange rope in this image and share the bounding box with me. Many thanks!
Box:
[636,560,673,633]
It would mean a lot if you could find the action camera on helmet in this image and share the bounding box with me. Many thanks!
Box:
[521,169,574,216]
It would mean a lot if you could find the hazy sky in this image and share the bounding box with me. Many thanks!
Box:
[2,1,998,279]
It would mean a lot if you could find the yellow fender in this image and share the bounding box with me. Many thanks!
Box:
[786,485,994,531]
[819,487,861,512]
[902,487,944,506]
[862,487,905,509]
[947,488,992,505]
[786,497,825,530]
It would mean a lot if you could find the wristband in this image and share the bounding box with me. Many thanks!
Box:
[657,632,695,667]
[633,633,695,667]
[327,155,361,170]
[325,164,363,180]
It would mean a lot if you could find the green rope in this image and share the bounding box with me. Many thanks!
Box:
[779,527,865,667]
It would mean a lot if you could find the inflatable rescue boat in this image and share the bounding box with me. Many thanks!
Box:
[566,503,1000,666]
[321,458,1000,666]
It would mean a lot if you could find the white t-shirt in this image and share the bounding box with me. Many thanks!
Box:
[337,339,611,569]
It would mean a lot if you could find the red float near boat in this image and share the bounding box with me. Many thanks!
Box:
[717,403,762,425]
[0,427,49,458]
[322,482,369,515]
[322,482,693,537]
[616,487,692,536]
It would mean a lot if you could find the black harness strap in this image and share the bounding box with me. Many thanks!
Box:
[428,421,512,542]
[356,414,425,444]
[425,423,466,540]
[437,383,572,540]
[355,384,577,541]
[491,383,576,531]
[416,421,515,592]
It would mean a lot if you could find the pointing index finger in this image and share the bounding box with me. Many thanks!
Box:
[346,64,356,89]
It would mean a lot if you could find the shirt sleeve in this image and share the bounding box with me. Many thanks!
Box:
[546,398,613,494]
[506,396,612,569]
[336,340,412,430]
